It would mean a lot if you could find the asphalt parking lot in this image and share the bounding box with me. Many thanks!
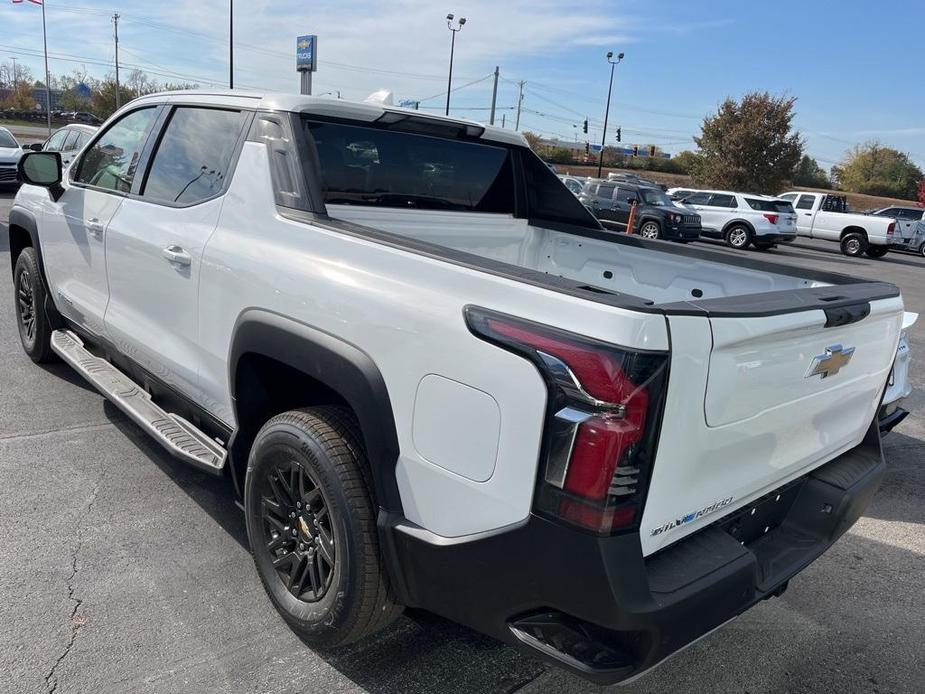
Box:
[1,188,923,694]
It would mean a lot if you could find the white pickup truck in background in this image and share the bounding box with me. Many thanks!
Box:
[779,192,897,257]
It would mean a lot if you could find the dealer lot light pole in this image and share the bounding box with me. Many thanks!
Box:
[597,51,624,179]
[445,14,466,116]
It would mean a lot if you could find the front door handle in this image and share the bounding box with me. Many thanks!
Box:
[162,245,191,266]
[85,218,104,238]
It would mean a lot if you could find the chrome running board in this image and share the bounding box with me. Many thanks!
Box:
[50,330,226,474]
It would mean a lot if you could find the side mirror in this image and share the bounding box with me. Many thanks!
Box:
[18,151,64,200]
[28,142,44,152]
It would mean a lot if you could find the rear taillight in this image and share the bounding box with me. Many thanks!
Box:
[763,213,779,225]
[465,307,669,535]
[887,222,895,235]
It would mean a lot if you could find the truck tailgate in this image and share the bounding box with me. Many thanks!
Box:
[640,296,903,556]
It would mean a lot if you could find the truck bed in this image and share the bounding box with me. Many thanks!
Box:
[326,205,897,314]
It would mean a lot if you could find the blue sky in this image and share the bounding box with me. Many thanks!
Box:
[3,0,924,170]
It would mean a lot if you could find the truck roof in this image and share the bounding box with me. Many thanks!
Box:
[128,89,528,148]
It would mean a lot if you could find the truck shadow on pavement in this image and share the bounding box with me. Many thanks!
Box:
[100,400,551,693]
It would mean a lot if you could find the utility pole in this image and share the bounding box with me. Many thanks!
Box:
[229,0,234,89]
[514,80,524,131]
[9,57,17,86]
[597,51,624,179]
[501,113,506,128]
[113,13,121,109]
[40,0,51,136]
[489,65,499,125]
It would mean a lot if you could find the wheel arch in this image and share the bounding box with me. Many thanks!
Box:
[8,207,64,328]
[8,207,40,280]
[840,225,868,239]
[636,216,662,230]
[228,310,402,514]
[721,218,756,236]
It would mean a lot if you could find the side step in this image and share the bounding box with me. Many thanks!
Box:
[51,330,227,475]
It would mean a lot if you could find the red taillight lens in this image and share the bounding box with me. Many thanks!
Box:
[887,222,895,235]
[763,213,779,225]
[466,307,669,535]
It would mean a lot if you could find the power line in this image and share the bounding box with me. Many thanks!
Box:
[416,73,493,103]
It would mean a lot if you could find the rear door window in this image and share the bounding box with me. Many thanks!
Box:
[141,107,246,205]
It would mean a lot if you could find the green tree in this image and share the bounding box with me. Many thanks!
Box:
[671,150,703,176]
[835,142,923,200]
[1,82,36,110]
[793,155,829,188]
[693,91,803,192]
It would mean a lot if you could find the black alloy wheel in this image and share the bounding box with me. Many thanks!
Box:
[261,460,336,602]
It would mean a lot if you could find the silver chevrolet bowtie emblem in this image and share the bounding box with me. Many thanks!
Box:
[807,344,855,379]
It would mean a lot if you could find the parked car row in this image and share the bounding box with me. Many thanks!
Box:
[671,189,797,250]
[578,178,702,241]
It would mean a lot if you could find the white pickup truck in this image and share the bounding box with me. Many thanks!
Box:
[779,191,897,257]
[10,91,904,685]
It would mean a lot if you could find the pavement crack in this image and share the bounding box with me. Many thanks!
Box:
[43,475,101,694]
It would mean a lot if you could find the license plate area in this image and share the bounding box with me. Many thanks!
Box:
[719,479,805,546]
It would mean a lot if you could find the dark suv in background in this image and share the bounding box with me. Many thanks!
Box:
[579,180,701,241]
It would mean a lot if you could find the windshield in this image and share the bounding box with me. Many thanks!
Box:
[640,188,671,206]
[0,131,18,148]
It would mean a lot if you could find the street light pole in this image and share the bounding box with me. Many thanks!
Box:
[597,50,624,179]
[229,0,234,89]
[444,14,466,116]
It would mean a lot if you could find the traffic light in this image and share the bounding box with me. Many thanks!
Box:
[632,144,639,157]
[648,145,657,158]
[582,118,588,133]
[616,127,621,142]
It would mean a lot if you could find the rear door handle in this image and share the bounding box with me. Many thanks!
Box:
[162,245,191,266]
[85,218,104,238]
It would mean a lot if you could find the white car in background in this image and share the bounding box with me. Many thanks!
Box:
[0,126,25,188]
[867,206,925,256]
[557,174,586,196]
[675,189,797,250]
[881,312,917,434]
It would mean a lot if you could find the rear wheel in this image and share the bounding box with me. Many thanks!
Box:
[724,225,751,249]
[639,220,662,240]
[864,245,889,259]
[920,243,925,258]
[13,247,56,363]
[840,232,867,257]
[245,406,401,647]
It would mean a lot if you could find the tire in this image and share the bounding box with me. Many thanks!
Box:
[13,247,56,363]
[724,224,751,250]
[639,220,662,240]
[840,232,867,257]
[864,245,889,259]
[245,406,401,648]
[920,243,925,258]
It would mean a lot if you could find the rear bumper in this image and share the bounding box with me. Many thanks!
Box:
[756,232,797,243]
[381,421,885,685]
